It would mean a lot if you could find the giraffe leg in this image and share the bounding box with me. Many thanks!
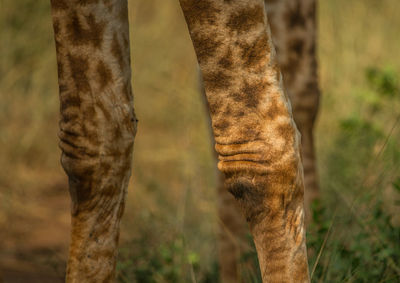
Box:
[50,1,136,282]
[199,75,247,282]
[265,0,321,223]
[213,0,321,277]
[216,173,247,282]
[180,1,309,282]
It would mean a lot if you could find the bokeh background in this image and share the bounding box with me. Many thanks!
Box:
[1,0,400,282]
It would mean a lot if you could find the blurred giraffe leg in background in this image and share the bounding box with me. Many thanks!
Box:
[265,0,321,223]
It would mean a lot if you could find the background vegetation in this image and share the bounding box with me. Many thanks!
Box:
[0,0,399,282]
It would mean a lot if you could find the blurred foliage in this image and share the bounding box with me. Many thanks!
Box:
[307,67,400,282]
[366,67,399,99]
[235,67,400,282]
[239,235,262,283]
[117,234,219,283]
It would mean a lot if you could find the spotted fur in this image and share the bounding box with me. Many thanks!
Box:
[180,1,309,282]
[50,0,310,282]
[265,0,320,222]
[51,0,136,281]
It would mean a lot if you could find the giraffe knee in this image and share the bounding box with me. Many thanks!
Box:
[225,177,267,224]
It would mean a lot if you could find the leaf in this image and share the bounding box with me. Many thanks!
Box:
[187,251,199,265]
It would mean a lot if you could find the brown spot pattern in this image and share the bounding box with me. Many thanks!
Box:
[214,119,231,131]
[113,126,123,140]
[234,110,245,117]
[289,38,304,55]
[308,1,316,18]
[240,122,260,140]
[203,71,232,92]
[82,122,100,147]
[226,5,265,34]
[67,11,105,48]
[281,46,302,85]
[240,33,269,69]
[51,0,68,10]
[266,96,287,120]
[191,32,221,63]
[240,80,267,108]
[61,95,81,112]
[229,80,266,108]
[57,59,64,79]
[276,123,294,143]
[96,60,113,90]
[180,0,220,28]
[50,0,312,281]
[59,84,68,93]
[218,48,234,69]
[285,2,306,28]
[208,98,223,115]
[226,180,265,224]
[67,54,90,93]
[51,1,137,281]
[83,105,96,121]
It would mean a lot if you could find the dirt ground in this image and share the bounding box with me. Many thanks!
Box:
[0,180,70,282]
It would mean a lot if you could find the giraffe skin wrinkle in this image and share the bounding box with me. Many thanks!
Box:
[180,0,309,282]
[265,0,320,223]
[215,1,320,280]
[51,0,136,282]
[50,0,310,282]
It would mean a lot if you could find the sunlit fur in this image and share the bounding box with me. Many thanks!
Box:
[50,0,309,282]
[216,1,319,280]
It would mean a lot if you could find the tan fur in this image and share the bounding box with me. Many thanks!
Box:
[50,0,310,281]
[265,0,320,223]
[51,0,136,281]
[200,78,247,282]
[180,0,309,281]
[215,1,320,280]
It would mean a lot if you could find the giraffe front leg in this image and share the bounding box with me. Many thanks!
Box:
[50,0,136,282]
[179,0,309,281]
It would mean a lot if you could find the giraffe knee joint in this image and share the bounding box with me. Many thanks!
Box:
[226,177,266,224]
[227,178,254,200]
